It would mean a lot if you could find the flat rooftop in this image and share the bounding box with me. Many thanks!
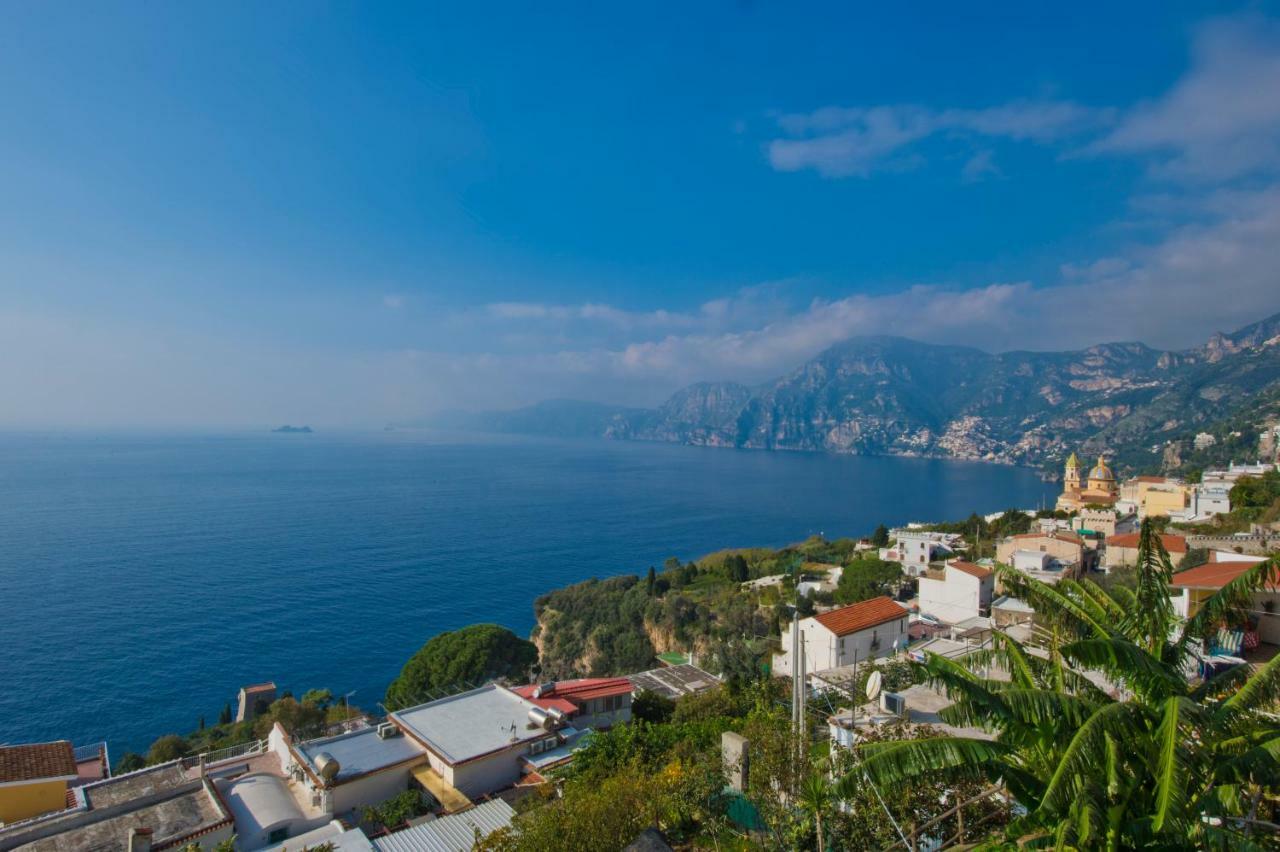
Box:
[626,664,720,701]
[294,726,425,783]
[0,764,229,852]
[391,685,542,765]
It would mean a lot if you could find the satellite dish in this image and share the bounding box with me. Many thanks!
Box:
[866,671,883,702]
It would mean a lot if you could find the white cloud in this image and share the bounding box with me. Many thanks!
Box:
[769,99,1107,178]
[1090,14,1280,181]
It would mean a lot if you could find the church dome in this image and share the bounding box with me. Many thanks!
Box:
[1088,456,1115,482]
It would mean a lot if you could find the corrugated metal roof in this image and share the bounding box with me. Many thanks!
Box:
[373,799,515,852]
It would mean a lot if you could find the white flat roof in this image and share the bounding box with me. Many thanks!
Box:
[295,726,425,782]
[391,685,543,765]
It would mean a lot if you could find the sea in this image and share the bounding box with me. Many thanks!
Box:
[0,430,1055,756]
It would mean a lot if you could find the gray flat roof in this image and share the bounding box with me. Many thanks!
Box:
[391,685,542,765]
[0,767,228,852]
[295,727,425,782]
[626,664,720,701]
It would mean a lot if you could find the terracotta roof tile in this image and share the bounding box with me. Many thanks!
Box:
[948,560,992,579]
[513,678,633,708]
[0,741,77,784]
[813,597,907,637]
[1171,561,1278,590]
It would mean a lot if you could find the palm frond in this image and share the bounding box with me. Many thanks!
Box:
[1061,638,1184,703]
[1181,558,1280,651]
[1151,696,1205,833]
[992,564,1112,639]
[848,736,1014,792]
[1038,702,1142,816]
[1111,520,1182,657]
[1216,631,1280,721]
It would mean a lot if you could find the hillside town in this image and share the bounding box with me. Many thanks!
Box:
[2,456,1278,850]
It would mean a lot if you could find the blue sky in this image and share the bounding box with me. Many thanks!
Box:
[3,2,1280,425]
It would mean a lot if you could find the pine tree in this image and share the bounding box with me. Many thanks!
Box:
[218,702,232,726]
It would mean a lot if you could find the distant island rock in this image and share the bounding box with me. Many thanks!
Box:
[271,425,313,434]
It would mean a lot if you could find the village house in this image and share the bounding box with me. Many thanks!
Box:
[916,560,994,625]
[879,530,958,574]
[1103,532,1189,569]
[272,720,431,823]
[512,678,633,731]
[389,683,590,800]
[1174,483,1233,521]
[772,596,909,676]
[1170,561,1280,649]
[1117,476,1189,519]
[0,741,79,825]
[995,530,1094,573]
[0,761,235,851]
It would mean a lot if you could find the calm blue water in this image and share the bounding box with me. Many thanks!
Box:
[0,431,1054,755]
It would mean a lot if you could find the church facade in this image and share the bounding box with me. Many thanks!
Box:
[1056,452,1119,512]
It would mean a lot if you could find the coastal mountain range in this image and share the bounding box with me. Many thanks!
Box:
[431,311,1280,473]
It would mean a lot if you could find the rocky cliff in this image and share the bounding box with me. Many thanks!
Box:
[451,312,1280,473]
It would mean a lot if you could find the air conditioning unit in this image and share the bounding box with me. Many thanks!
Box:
[880,692,907,717]
[376,722,402,739]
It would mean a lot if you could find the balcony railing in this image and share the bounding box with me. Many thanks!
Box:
[178,738,268,770]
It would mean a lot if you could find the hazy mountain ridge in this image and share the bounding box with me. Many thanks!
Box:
[440,312,1280,472]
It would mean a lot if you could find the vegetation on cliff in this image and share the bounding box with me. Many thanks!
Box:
[385,624,538,710]
[532,537,883,680]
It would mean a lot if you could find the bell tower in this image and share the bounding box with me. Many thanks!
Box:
[1063,452,1081,493]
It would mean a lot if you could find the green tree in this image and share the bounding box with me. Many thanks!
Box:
[218,702,232,726]
[301,688,334,708]
[255,696,326,738]
[115,751,145,773]
[729,554,750,583]
[834,557,900,604]
[844,519,1280,848]
[385,624,538,710]
[871,524,890,547]
[646,565,656,595]
[146,734,191,765]
[362,789,430,829]
[631,689,676,724]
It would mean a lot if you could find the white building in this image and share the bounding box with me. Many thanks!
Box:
[1202,462,1276,489]
[390,684,585,800]
[1194,432,1217,450]
[879,530,956,572]
[772,596,909,676]
[917,560,994,625]
[1173,483,1232,521]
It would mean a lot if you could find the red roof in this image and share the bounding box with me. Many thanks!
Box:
[0,741,77,784]
[513,678,633,712]
[1105,533,1187,553]
[813,596,907,637]
[1171,561,1277,590]
[948,560,992,579]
